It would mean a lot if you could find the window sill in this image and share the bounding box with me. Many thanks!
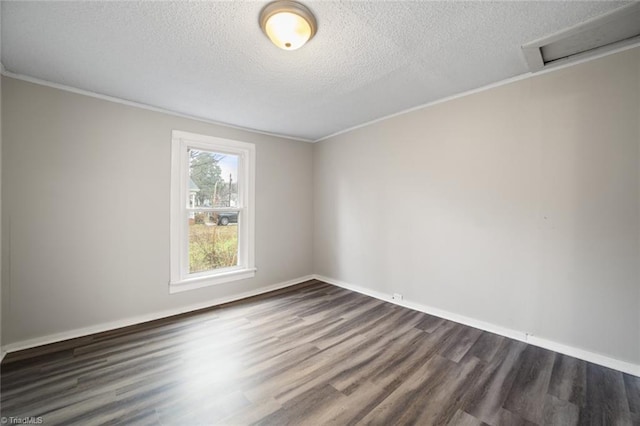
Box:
[169,267,257,294]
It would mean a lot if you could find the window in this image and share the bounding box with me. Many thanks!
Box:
[170,130,255,293]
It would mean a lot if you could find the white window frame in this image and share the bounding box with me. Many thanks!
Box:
[170,130,256,294]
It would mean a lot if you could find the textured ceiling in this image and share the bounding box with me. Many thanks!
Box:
[1,1,630,141]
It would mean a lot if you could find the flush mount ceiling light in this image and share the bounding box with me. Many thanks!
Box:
[259,0,317,50]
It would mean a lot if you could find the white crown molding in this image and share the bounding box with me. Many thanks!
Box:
[314,40,640,143]
[313,274,640,378]
[1,275,315,356]
[2,40,638,145]
[0,68,313,144]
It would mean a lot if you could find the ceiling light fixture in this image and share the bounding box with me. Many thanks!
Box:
[259,0,317,51]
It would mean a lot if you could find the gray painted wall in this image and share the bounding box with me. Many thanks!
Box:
[313,48,640,365]
[1,77,314,345]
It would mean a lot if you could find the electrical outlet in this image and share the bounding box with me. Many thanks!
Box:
[392,293,403,301]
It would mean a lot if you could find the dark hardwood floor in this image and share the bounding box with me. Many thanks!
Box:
[1,280,638,425]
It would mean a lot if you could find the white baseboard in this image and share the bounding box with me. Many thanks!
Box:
[313,274,640,378]
[4,273,638,377]
[2,275,315,356]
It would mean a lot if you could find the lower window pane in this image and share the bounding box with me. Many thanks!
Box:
[189,212,239,273]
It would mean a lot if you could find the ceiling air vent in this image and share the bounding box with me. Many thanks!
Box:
[522,2,640,72]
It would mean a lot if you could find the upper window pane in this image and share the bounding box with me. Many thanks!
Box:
[188,149,239,208]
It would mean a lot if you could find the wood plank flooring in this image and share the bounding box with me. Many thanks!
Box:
[1,280,639,425]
